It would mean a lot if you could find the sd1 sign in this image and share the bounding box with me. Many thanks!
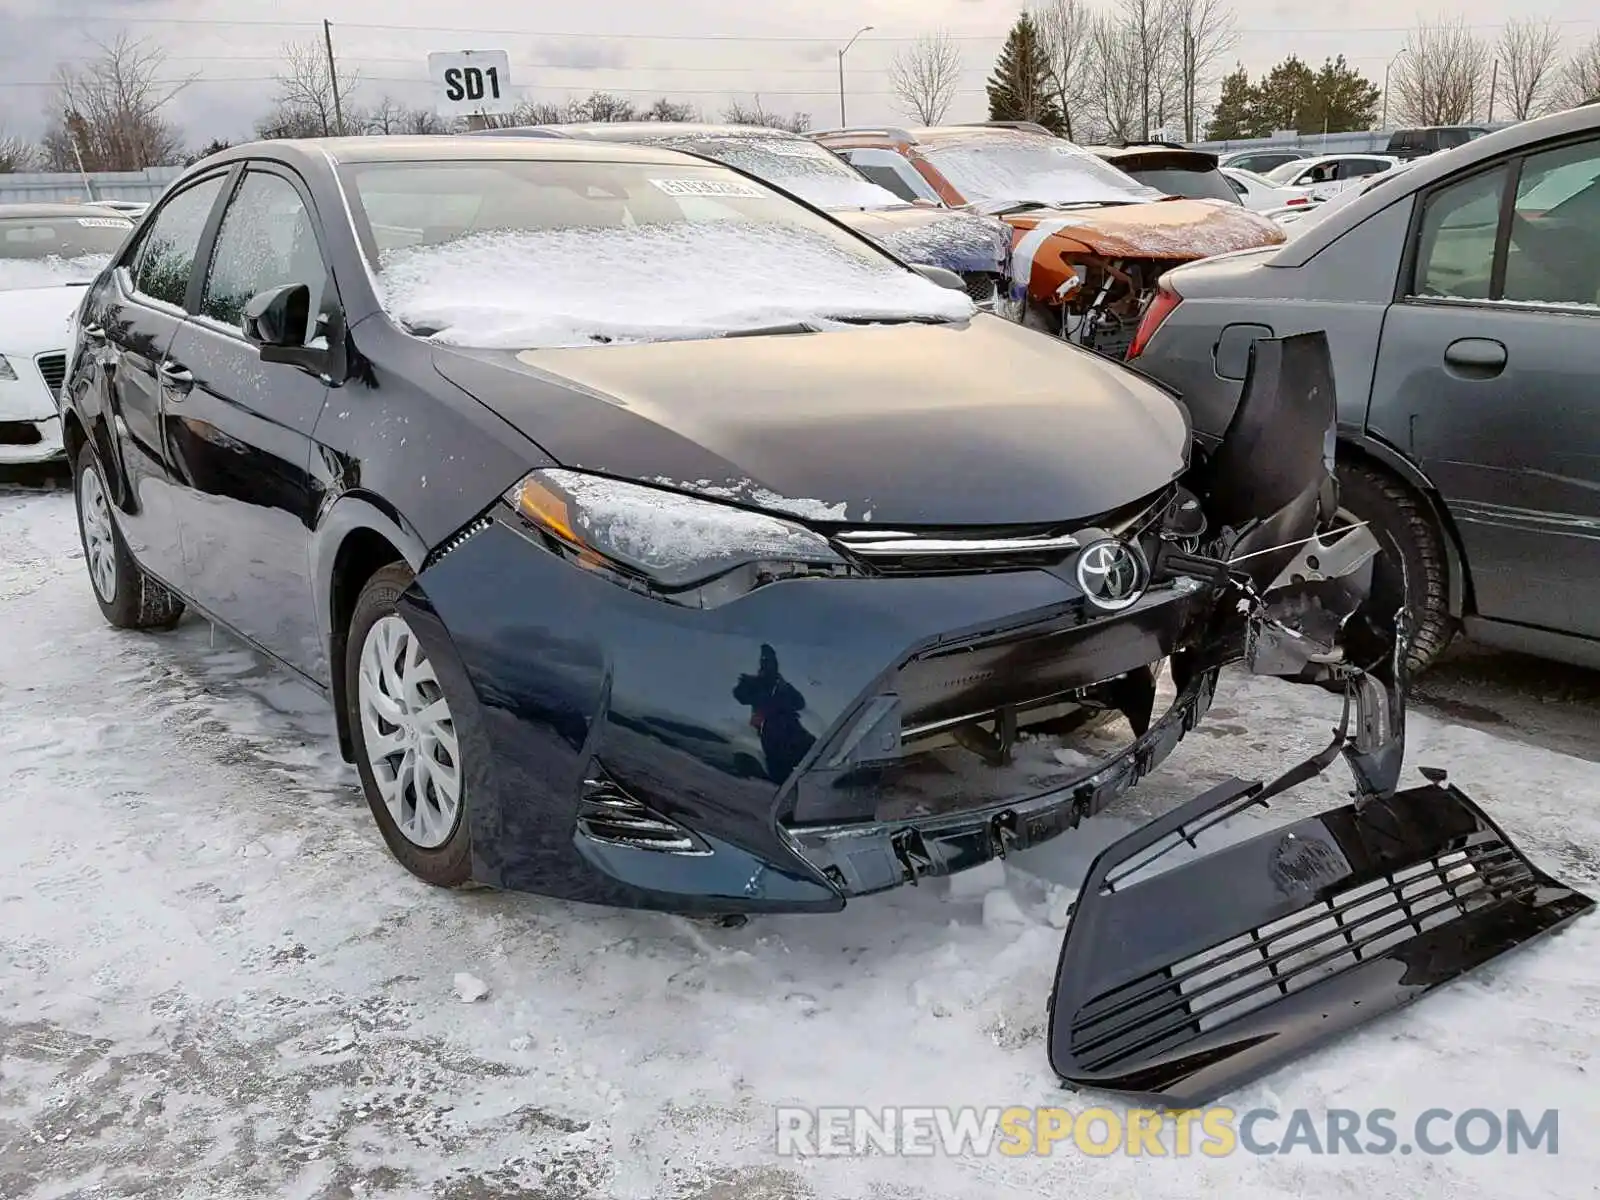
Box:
[428,49,515,117]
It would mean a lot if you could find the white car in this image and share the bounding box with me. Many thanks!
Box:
[1272,160,1419,237]
[0,204,134,465]
[1219,166,1318,212]
[1263,153,1402,202]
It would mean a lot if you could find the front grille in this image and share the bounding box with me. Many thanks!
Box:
[832,487,1173,576]
[1066,832,1533,1073]
[961,272,1001,306]
[0,421,44,446]
[34,353,67,396]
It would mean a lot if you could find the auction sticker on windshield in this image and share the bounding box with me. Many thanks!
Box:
[77,217,133,229]
[649,178,766,198]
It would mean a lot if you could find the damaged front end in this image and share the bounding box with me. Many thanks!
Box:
[1043,332,1595,1105]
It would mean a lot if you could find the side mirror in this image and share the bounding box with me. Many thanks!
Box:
[910,263,969,292]
[242,283,310,349]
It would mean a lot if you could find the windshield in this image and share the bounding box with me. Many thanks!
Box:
[1121,163,1239,204]
[1441,128,1488,148]
[1264,160,1313,184]
[0,214,130,291]
[346,158,974,349]
[643,135,906,211]
[917,132,1162,207]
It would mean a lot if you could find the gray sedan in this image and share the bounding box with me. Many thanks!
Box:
[1128,104,1600,673]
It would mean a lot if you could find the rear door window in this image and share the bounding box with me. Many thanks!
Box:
[1411,166,1506,301]
[1503,137,1600,307]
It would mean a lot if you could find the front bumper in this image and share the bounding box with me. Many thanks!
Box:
[406,513,1233,913]
[0,415,65,465]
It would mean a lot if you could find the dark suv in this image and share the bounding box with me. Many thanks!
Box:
[1386,126,1491,161]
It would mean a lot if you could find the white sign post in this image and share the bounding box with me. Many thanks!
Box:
[428,50,515,122]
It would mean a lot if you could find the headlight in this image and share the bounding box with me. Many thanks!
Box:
[0,355,16,382]
[503,469,847,602]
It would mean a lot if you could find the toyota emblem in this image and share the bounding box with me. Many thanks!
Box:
[1074,538,1147,611]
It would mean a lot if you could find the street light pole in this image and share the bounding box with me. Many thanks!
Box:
[837,25,874,126]
[1381,48,1408,133]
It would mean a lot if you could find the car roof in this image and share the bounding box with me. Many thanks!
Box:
[0,202,127,219]
[192,134,714,172]
[1275,103,1600,266]
[484,122,810,143]
[1285,153,1399,167]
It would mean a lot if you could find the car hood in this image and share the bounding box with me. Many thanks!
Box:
[0,285,85,354]
[432,317,1189,527]
[1009,197,1285,260]
[830,207,1010,275]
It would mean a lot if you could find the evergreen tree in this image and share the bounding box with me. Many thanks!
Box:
[986,13,1066,134]
[1309,56,1381,133]
[1252,55,1318,134]
[1206,65,1254,139]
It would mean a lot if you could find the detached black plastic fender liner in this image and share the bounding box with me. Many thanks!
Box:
[1044,626,1595,1108]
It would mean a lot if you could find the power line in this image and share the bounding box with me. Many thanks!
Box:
[25,13,1600,39]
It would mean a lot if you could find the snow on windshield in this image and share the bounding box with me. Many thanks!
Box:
[376,223,976,348]
[920,132,1163,207]
[650,135,906,211]
[0,254,111,292]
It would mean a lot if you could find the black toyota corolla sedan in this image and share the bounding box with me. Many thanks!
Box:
[58,136,1344,913]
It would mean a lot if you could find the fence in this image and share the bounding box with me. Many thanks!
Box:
[0,165,185,205]
[1188,122,1521,157]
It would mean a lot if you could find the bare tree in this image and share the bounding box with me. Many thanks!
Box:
[1085,14,1144,142]
[1106,0,1178,141]
[41,35,191,171]
[722,96,811,133]
[643,97,700,122]
[1,126,41,172]
[1392,17,1491,126]
[1168,0,1236,140]
[567,91,638,122]
[257,40,357,139]
[1034,0,1095,139]
[1554,32,1600,112]
[889,31,963,125]
[1495,18,1563,120]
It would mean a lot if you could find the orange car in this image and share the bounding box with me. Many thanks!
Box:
[810,122,1286,358]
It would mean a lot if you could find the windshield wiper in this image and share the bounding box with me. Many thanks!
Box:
[720,322,819,338]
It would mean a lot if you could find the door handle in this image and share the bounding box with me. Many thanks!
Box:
[158,360,194,396]
[1442,338,1507,377]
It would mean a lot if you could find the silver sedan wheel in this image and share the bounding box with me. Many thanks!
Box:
[357,613,462,849]
[79,462,117,604]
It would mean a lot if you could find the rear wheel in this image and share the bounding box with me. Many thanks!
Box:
[71,444,185,631]
[345,563,473,887]
[1333,459,1455,675]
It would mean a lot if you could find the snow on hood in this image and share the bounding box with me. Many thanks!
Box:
[1014,198,1284,261]
[873,211,1011,275]
[643,134,907,212]
[377,225,976,349]
[0,253,110,293]
[0,275,94,355]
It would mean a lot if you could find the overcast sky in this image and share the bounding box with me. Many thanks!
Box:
[3,0,1599,146]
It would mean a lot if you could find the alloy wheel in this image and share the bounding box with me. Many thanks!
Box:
[79,462,117,604]
[357,613,462,849]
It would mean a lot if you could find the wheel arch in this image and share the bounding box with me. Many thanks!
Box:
[313,495,429,761]
[1336,432,1473,619]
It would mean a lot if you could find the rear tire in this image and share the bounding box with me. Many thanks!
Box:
[345,563,473,888]
[1334,458,1455,675]
[71,443,185,631]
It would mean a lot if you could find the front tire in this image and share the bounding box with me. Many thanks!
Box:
[345,563,472,887]
[1334,459,1455,675]
[71,444,185,631]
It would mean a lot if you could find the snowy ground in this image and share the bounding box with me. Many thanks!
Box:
[2,482,1598,1199]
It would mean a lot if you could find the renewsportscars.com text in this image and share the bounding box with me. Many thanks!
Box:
[774,1106,1561,1158]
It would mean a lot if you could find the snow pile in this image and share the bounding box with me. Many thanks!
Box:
[646,134,907,211]
[647,476,852,522]
[0,253,110,292]
[875,211,1011,274]
[921,131,1162,206]
[377,224,974,348]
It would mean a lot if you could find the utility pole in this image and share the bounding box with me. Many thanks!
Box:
[1487,59,1498,123]
[837,26,873,127]
[323,19,346,136]
[1380,47,1408,132]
